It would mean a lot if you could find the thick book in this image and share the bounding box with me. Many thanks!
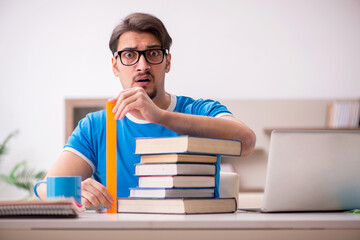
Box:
[140,154,218,164]
[135,136,242,156]
[117,198,237,214]
[0,198,84,218]
[138,175,216,188]
[135,163,216,176]
[130,188,215,198]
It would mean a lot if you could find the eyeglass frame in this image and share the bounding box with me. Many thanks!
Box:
[113,48,169,66]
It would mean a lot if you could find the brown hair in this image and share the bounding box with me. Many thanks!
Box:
[109,13,172,55]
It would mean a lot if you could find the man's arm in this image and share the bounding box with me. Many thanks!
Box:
[35,151,114,209]
[156,112,256,157]
[111,87,256,157]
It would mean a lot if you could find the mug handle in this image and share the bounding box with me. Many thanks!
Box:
[33,181,47,200]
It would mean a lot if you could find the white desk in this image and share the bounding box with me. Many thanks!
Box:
[1,211,360,240]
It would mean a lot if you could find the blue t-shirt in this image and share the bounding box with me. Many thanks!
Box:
[64,95,232,197]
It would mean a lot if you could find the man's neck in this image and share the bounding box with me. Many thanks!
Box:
[153,92,171,110]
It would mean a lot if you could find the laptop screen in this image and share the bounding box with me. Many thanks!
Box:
[262,130,360,212]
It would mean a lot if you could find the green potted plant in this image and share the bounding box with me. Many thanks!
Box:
[0,131,46,197]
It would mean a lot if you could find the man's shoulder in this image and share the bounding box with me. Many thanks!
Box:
[175,95,201,105]
[173,95,231,117]
[176,95,219,107]
[81,110,107,125]
[87,109,106,118]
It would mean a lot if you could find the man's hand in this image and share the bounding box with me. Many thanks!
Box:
[109,87,163,123]
[81,178,114,210]
[108,87,256,157]
[41,151,116,208]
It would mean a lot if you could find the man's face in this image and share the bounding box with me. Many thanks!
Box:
[112,31,171,99]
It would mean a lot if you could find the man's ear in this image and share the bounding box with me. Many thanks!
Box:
[165,54,171,73]
[112,57,120,77]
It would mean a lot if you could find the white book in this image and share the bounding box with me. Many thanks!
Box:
[135,163,216,176]
[138,176,216,188]
[117,198,237,214]
[130,188,215,198]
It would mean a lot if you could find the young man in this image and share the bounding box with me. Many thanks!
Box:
[41,13,256,210]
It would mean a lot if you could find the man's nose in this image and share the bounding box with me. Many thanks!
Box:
[136,54,150,71]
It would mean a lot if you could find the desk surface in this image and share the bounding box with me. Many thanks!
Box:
[1,211,360,230]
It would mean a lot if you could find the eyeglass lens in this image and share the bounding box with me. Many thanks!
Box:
[120,49,164,66]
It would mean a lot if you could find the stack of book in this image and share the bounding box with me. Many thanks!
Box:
[327,100,360,128]
[117,136,241,214]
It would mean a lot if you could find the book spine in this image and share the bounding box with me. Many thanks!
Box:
[129,188,216,198]
[134,163,216,176]
[215,155,221,198]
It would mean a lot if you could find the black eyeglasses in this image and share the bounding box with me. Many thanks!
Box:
[114,48,168,66]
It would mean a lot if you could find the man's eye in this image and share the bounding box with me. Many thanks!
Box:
[148,50,160,56]
[123,51,136,59]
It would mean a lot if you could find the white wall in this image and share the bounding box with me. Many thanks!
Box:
[0,0,359,197]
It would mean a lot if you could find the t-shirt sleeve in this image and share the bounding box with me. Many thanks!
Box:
[184,99,233,117]
[64,112,102,173]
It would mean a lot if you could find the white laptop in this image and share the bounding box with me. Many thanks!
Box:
[260,130,360,212]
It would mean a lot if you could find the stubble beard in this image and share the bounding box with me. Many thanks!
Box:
[147,89,157,100]
[134,71,157,99]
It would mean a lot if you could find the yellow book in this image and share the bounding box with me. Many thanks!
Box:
[140,154,218,164]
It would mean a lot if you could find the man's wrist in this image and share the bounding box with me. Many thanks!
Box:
[153,108,170,125]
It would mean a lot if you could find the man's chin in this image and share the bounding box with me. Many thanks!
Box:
[132,84,157,99]
[147,89,157,100]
